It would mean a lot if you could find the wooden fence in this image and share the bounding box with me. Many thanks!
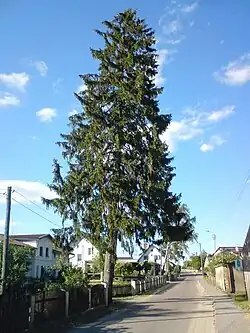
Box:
[34,289,66,324]
[0,290,30,333]
[0,276,169,332]
[68,287,89,315]
[243,258,250,299]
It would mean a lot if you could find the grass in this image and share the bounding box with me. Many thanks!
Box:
[233,293,250,312]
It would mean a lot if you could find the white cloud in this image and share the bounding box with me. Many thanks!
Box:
[77,83,87,93]
[181,2,199,13]
[214,53,250,86]
[0,72,30,91]
[200,143,213,152]
[165,38,184,45]
[200,135,226,152]
[161,105,234,152]
[206,105,235,122]
[163,19,182,36]
[155,49,171,86]
[69,109,78,117]
[36,108,57,122]
[0,180,56,204]
[161,116,203,152]
[0,92,20,107]
[31,60,48,77]
[159,1,198,47]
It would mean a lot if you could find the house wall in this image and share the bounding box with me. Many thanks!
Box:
[244,271,250,298]
[138,247,165,267]
[70,238,98,269]
[23,237,57,278]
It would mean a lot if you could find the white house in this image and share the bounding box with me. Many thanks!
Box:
[137,244,166,269]
[10,234,60,278]
[212,246,243,257]
[70,238,98,270]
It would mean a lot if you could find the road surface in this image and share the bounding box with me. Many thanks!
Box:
[71,274,216,333]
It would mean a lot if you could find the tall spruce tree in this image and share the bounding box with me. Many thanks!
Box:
[43,9,192,302]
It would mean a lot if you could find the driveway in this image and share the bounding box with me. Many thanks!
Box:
[70,274,215,333]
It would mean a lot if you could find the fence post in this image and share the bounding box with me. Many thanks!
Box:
[139,280,142,293]
[88,288,92,309]
[29,295,36,326]
[65,291,69,317]
[102,282,109,306]
[131,280,137,295]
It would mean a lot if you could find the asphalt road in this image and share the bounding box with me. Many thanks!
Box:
[71,274,215,333]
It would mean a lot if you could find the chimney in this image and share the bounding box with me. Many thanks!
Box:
[143,242,149,250]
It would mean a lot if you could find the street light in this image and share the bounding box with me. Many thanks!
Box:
[206,230,217,252]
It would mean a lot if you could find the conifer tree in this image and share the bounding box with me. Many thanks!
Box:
[43,9,195,302]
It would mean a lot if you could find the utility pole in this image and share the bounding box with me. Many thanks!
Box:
[198,242,203,272]
[0,186,12,295]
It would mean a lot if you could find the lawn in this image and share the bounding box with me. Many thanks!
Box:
[233,293,250,312]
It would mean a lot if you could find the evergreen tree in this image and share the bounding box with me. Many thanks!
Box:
[43,9,192,302]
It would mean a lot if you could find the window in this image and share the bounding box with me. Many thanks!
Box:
[154,255,159,261]
[92,247,94,255]
[88,248,92,255]
[36,265,39,278]
[41,266,45,277]
[39,246,43,257]
[45,247,49,257]
[144,255,148,261]
[77,254,82,261]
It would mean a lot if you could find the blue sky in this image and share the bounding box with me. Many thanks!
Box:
[0,0,250,257]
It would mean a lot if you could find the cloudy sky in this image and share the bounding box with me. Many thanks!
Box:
[0,0,250,256]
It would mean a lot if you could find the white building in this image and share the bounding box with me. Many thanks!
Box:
[70,238,98,270]
[10,234,60,278]
[137,244,166,268]
[212,246,243,257]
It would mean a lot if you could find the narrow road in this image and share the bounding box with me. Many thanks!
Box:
[72,274,215,333]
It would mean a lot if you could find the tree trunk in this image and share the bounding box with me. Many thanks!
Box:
[103,236,117,304]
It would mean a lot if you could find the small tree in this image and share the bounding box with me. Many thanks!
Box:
[0,243,34,290]
[92,253,105,274]
[206,253,239,277]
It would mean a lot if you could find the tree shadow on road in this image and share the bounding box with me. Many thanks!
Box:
[69,299,242,332]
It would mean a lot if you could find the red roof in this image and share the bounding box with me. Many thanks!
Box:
[0,234,32,247]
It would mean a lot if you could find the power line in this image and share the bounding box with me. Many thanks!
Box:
[13,189,56,218]
[236,168,250,201]
[12,197,61,228]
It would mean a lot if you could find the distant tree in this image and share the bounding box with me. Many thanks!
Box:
[188,255,201,270]
[115,262,134,276]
